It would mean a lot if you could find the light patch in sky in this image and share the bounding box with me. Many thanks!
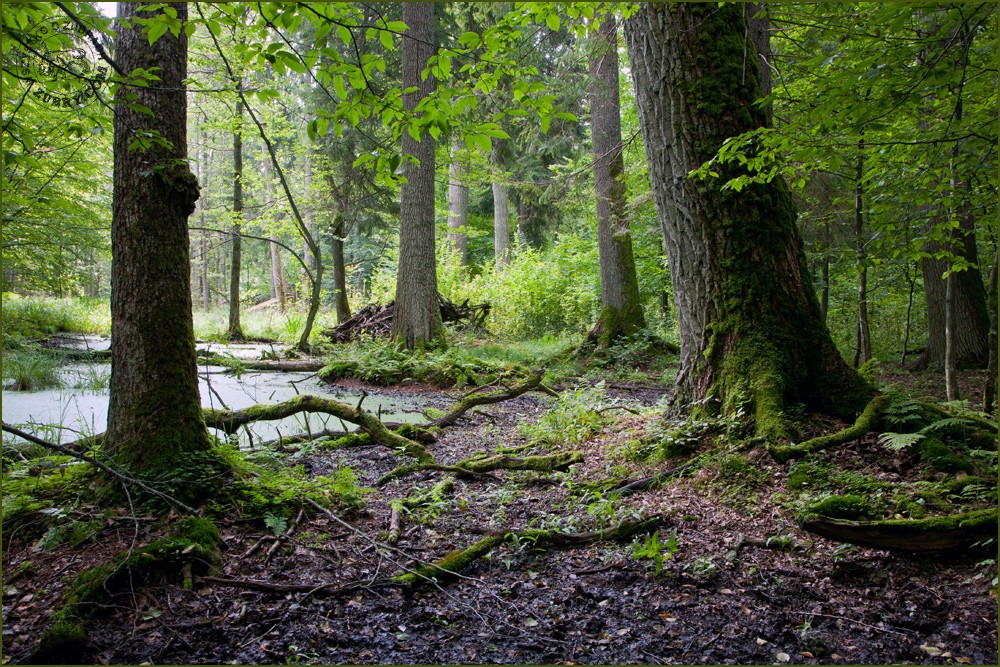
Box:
[95,2,117,18]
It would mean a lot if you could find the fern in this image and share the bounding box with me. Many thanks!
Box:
[921,417,976,434]
[880,392,925,430]
[877,431,925,452]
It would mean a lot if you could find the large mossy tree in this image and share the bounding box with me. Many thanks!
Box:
[106,2,214,474]
[623,3,873,438]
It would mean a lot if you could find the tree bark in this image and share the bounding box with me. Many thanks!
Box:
[392,2,443,349]
[447,144,469,265]
[228,100,245,341]
[330,212,351,324]
[983,251,997,413]
[624,3,871,437]
[492,140,511,268]
[107,1,212,471]
[586,16,645,347]
[260,146,288,311]
[853,145,871,368]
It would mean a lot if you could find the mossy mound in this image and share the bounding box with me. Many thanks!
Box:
[915,437,973,474]
[29,517,222,664]
[809,494,872,520]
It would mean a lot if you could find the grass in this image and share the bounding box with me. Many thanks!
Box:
[192,307,339,345]
[2,347,63,391]
[2,294,110,344]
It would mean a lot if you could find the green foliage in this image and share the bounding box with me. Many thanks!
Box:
[914,437,973,475]
[519,385,609,448]
[1,457,103,530]
[631,529,679,576]
[879,391,926,431]
[213,444,371,518]
[318,336,529,388]
[2,346,62,390]
[1,295,111,343]
[264,513,288,537]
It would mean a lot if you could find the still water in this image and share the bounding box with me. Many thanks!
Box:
[2,339,432,447]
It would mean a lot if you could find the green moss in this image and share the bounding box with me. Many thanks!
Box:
[810,494,871,520]
[31,612,90,664]
[392,423,437,444]
[788,469,811,490]
[916,437,973,474]
[318,360,359,383]
[892,495,927,519]
[319,433,373,450]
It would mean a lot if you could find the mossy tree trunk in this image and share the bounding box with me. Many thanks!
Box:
[623,3,872,438]
[107,2,212,471]
[392,2,444,350]
[586,15,645,347]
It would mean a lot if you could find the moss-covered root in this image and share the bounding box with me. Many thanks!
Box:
[391,516,664,586]
[458,451,583,474]
[801,507,998,553]
[377,451,585,486]
[387,477,457,544]
[28,517,222,664]
[433,369,544,428]
[769,394,888,464]
[203,394,433,463]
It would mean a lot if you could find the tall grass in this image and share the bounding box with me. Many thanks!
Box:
[192,307,339,345]
[2,294,110,343]
[2,347,62,390]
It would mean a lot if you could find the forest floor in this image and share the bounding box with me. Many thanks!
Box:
[2,370,997,665]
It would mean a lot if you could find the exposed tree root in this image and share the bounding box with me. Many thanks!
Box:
[801,507,997,553]
[769,394,888,463]
[432,369,545,427]
[377,451,584,486]
[387,477,456,544]
[202,394,433,463]
[391,516,665,585]
[611,463,694,496]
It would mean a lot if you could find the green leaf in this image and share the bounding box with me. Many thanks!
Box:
[147,21,168,45]
[546,13,560,32]
[337,24,352,45]
[379,30,393,50]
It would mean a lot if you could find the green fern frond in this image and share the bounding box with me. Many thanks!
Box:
[877,431,924,452]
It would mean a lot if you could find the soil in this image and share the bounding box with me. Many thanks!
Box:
[2,370,997,665]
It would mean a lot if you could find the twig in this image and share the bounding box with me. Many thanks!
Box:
[798,611,913,636]
[2,422,197,514]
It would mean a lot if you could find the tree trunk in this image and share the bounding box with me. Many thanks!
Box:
[820,222,831,323]
[586,16,645,347]
[447,144,469,265]
[983,251,997,413]
[853,145,871,367]
[745,3,772,124]
[107,1,211,472]
[516,196,529,247]
[228,100,245,341]
[260,146,288,311]
[391,2,443,349]
[330,212,351,324]
[623,3,871,438]
[492,140,510,267]
[200,230,210,310]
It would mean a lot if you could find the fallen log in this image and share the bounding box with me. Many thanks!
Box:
[203,394,433,463]
[801,507,997,553]
[391,515,665,585]
[432,369,545,428]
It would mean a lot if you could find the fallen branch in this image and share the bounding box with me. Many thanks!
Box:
[198,575,398,597]
[2,421,197,514]
[376,451,583,486]
[612,463,694,496]
[203,394,433,463]
[391,515,665,585]
[387,477,456,544]
[769,394,888,463]
[432,369,545,428]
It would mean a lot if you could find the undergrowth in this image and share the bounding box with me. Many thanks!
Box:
[2,294,110,344]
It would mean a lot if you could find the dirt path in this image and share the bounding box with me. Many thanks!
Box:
[2,381,996,664]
